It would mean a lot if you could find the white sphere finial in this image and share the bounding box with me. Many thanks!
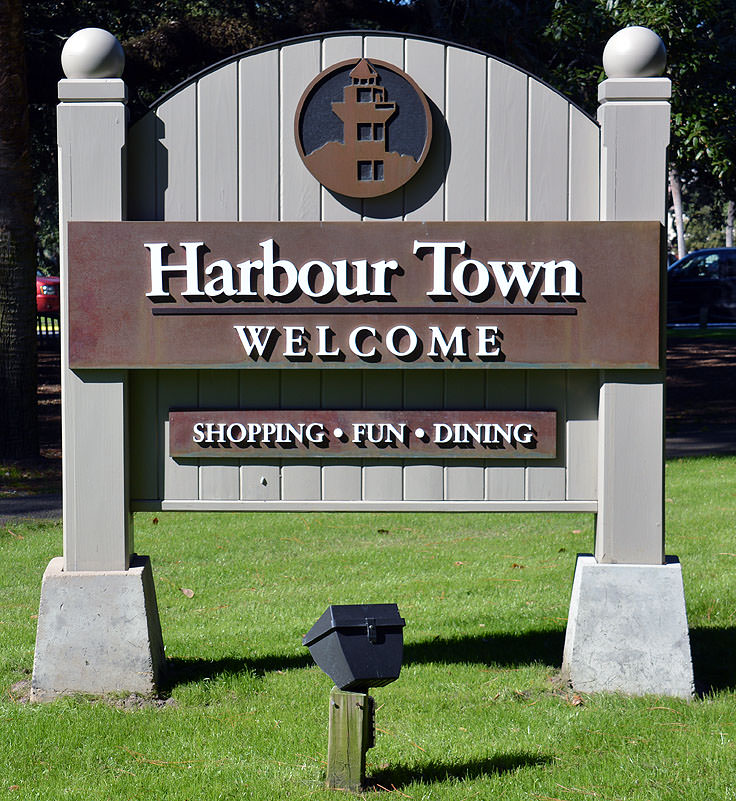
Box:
[603,26,666,79]
[61,28,125,79]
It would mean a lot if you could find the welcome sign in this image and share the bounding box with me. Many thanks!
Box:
[35,28,691,707]
[68,220,662,369]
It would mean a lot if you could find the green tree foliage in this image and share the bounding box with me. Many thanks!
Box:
[543,0,736,253]
[408,0,556,75]
[24,0,414,112]
[21,0,736,268]
[544,1,736,145]
[24,0,415,266]
[6,0,732,460]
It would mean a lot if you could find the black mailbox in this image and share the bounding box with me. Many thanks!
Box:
[303,604,406,692]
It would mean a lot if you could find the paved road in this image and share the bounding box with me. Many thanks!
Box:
[2,430,734,525]
[667,429,736,459]
[0,494,63,526]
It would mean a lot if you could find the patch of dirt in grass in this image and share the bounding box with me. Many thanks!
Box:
[8,679,177,709]
[9,680,32,702]
[104,694,178,710]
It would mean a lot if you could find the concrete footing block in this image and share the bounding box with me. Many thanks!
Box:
[31,555,165,701]
[562,554,694,697]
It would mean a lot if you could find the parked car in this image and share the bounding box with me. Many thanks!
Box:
[36,272,60,315]
[667,248,736,324]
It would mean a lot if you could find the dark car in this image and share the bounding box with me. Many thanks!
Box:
[667,248,736,325]
[36,272,60,315]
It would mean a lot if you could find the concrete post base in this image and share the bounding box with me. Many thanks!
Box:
[561,554,694,697]
[31,555,165,701]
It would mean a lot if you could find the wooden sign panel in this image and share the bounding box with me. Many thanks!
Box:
[169,410,557,459]
[68,220,662,369]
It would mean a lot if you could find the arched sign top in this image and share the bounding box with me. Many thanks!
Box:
[294,58,433,198]
[146,31,598,128]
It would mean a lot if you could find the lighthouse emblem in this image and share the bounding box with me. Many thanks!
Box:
[295,58,433,199]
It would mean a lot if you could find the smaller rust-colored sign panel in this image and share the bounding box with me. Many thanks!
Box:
[169,410,557,459]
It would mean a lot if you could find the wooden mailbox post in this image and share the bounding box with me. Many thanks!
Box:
[32,26,694,701]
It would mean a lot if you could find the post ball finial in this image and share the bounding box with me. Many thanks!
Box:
[61,28,125,79]
[603,26,666,79]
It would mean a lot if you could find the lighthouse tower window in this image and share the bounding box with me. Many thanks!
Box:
[358,161,385,181]
[357,88,372,102]
[356,123,385,142]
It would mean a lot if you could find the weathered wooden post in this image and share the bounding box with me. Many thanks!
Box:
[327,689,375,791]
[303,605,404,791]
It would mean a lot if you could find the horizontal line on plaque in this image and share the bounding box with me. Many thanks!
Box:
[151,306,578,316]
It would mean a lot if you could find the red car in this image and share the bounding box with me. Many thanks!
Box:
[36,272,60,315]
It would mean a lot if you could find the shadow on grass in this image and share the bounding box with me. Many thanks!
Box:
[161,652,313,693]
[367,751,552,790]
[404,629,565,670]
[690,626,736,694]
[161,629,566,693]
[162,628,736,696]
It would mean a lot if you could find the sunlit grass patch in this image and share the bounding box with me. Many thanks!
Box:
[0,458,735,799]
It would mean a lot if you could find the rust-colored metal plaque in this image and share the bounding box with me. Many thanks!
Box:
[295,59,433,198]
[68,220,663,369]
[169,410,557,459]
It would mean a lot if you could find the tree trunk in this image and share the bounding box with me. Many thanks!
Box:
[0,0,38,458]
[726,200,734,247]
[668,165,686,260]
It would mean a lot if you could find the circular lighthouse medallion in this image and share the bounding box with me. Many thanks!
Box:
[295,58,433,199]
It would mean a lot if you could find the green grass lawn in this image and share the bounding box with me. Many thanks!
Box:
[1,456,735,800]
[666,326,736,342]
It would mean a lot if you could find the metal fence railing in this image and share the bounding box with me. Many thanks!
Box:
[37,314,60,348]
